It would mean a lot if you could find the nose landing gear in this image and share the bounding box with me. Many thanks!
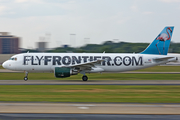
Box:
[24,71,28,81]
[24,77,28,81]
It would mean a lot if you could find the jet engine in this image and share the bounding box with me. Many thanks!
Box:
[54,67,78,78]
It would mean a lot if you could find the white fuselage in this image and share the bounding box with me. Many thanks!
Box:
[2,53,177,73]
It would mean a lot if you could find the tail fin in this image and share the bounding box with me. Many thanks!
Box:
[140,26,174,55]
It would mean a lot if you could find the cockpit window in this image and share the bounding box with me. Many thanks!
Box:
[9,57,17,61]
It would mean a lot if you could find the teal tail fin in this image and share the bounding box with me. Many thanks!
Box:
[140,26,174,55]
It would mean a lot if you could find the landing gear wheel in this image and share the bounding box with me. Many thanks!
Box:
[24,77,28,81]
[24,71,29,81]
[82,75,88,81]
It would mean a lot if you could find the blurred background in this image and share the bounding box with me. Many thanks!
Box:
[0,0,180,54]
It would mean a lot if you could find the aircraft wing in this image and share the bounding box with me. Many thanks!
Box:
[61,59,104,70]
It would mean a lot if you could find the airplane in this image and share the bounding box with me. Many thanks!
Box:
[2,26,178,81]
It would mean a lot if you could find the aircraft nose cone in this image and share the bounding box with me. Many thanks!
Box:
[2,61,7,69]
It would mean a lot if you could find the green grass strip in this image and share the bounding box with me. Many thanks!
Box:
[0,85,180,103]
[135,66,180,72]
[0,72,180,80]
[0,65,3,69]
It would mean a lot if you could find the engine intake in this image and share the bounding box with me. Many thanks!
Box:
[54,67,78,78]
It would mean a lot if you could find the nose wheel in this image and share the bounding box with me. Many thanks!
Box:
[82,75,88,81]
[24,77,28,81]
[24,71,28,81]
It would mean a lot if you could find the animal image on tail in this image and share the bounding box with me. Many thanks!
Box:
[156,27,173,55]
[141,26,174,55]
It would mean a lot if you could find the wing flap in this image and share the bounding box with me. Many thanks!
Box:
[60,59,104,70]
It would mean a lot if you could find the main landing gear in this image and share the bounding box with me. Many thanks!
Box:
[24,71,28,81]
[82,75,88,81]
[80,71,88,81]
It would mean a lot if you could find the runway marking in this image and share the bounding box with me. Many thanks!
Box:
[72,104,95,107]
[78,107,89,109]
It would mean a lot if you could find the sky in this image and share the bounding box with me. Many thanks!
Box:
[0,0,180,49]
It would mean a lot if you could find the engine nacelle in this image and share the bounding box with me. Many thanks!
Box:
[54,67,78,78]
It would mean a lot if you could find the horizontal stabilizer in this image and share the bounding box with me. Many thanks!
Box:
[153,56,177,62]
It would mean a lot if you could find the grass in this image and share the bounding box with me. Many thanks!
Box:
[0,72,180,80]
[1,65,180,103]
[135,66,180,72]
[0,85,180,103]
[0,65,4,69]
[0,66,180,80]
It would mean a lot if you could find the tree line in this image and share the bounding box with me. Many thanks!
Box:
[22,41,180,53]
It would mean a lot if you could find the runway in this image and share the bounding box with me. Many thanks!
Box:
[1,114,180,120]
[1,79,180,119]
[1,80,180,85]
[1,102,180,115]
